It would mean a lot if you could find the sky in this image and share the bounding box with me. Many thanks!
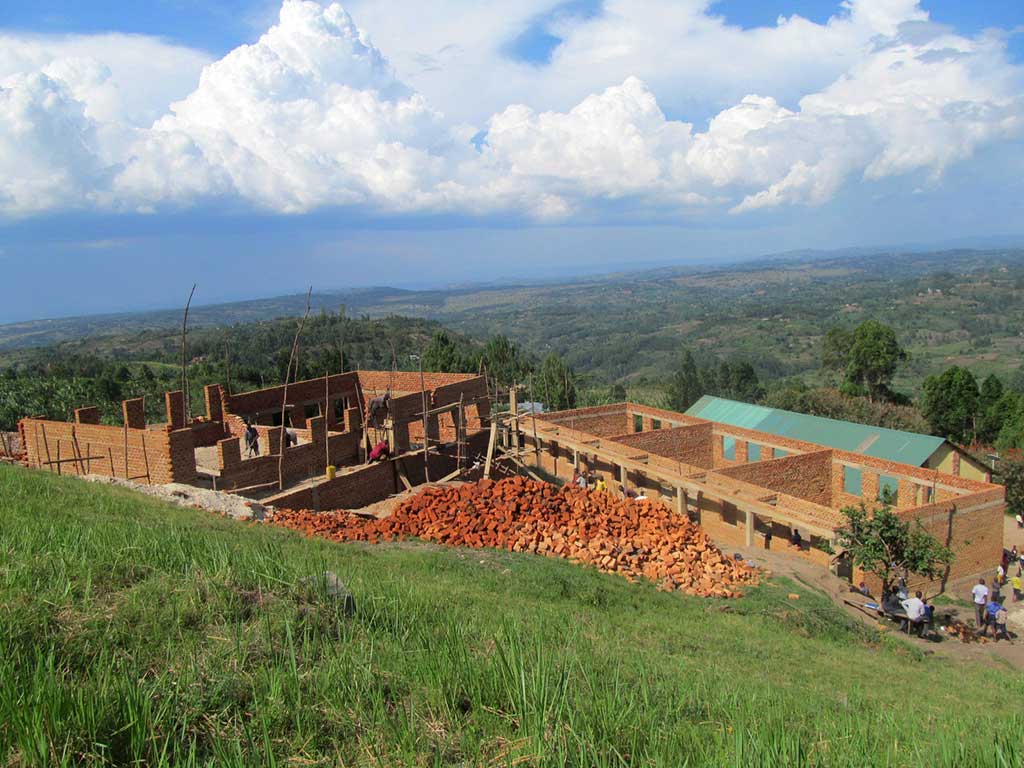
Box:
[1,0,1023,322]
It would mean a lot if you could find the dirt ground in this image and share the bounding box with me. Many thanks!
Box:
[729,517,1024,670]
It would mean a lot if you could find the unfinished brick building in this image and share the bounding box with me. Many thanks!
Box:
[19,370,492,510]
[522,402,1005,592]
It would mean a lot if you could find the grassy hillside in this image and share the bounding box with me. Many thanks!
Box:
[1,464,1021,766]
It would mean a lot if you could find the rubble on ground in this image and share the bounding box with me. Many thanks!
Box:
[82,475,271,520]
[268,476,759,598]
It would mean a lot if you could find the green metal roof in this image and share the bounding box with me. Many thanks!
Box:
[685,395,946,466]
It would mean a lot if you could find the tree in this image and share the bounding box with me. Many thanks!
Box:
[821,326,852,374]
[920,366,979,443]
[996,396,1024,451]
[979,374,1004,413]
[844,320,908,402]
[422,331,466,373]
[724,361,764,402]
[536,353,577,411]
[666,350,703,411]
[480,335,532,391]
[979,388,1016,445]
[999,458,1024,519]
[836,503,953,593]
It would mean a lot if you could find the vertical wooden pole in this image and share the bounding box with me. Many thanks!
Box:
[71,426,86,475]
[40,424,53,473]
[55,440,62,476]
[419,355,430,483]
[141,432,151,485]
[33,426,43,470]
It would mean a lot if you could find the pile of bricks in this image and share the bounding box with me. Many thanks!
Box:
[268,476,759,598]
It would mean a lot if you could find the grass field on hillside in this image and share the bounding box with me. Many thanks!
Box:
[1,465,1022,767]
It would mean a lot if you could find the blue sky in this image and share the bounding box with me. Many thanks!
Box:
[1,0,1022,322]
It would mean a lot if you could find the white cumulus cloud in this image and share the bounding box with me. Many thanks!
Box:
[0,0,1021,222]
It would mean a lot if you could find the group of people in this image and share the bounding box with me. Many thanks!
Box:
[570,469,608,493]
[571,469,653,500]
[997,545,1022,601]
[971,577,1011,641]
[881,578,935,637]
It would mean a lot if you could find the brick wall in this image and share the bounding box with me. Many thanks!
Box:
[717,450,836,506]
[165,391,185,430]
[204,384,223,423]
[214,415,362,491]
[74,407,100,425]
[605,422,714,468]
[20,417,197,484]
[122,398,146,430]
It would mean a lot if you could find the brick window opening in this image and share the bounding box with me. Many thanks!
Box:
[843,465,862,496]
[748,443,761,461]
[651,418,661,430]
[304,402,320,420]
[633,414,643,432]
[723,436,736,461]
[878,475,898,505]
[775,448,788,458]
[333,399,346,420]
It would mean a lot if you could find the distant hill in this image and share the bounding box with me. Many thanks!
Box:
[3,247,1023,395]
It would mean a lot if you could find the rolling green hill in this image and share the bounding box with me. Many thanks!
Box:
[3,248,1023,396]
[1,463,1020,766]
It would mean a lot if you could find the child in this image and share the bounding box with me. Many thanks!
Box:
[1012,573,1023,603]
[993,606,1009,642]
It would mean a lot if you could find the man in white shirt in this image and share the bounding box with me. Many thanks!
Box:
[971,578,989,627]
[901,590,926,636]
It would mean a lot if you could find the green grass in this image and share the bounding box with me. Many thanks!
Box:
[1,464,1021,766]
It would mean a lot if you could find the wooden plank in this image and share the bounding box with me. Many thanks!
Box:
[39,455,106,466]
[483,420,498,478]
[395,461,413,492]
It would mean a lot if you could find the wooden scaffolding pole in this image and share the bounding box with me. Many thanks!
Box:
[277,287,312,491]
[180,283,197,421]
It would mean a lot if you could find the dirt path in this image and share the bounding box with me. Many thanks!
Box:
[727,530,1024,670]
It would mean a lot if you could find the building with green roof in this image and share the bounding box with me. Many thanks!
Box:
[685,395,990,482]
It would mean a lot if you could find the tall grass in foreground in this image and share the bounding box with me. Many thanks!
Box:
[0,463,1021,766]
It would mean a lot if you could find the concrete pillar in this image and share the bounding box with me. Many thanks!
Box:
[951,451,961,477]
[619,464,627,491]
[675,487,684,517]
[745,509,754,546]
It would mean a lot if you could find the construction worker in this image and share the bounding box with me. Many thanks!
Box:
[594,476,607,493]
[244,421,259,458]
[369,439,389,462]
